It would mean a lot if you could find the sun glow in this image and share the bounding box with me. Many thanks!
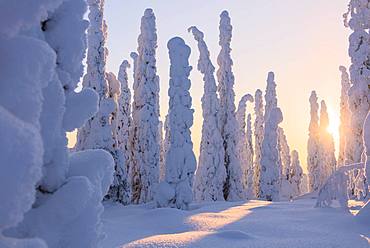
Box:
[327,106,340,146]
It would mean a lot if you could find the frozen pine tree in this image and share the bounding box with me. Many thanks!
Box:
[188,26,226,201]
[246,114,255,198]
[319,100,337,183]
[253,89,264,198]
[130,9,161,203]
[236,94,254,195]
[344,0,370,164]
[217,10,245,201]
[260,107,283,201]
[290,150,303,197]
[307,91,321,192]
[278,127,293,198]
[264,72,278,122]
[155,37,196,210]
[338,66,351,166]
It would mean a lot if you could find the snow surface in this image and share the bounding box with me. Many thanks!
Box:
[101,199,369,248]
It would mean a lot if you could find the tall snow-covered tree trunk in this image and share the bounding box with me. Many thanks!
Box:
[278,127,292,199]
[319,100,337,183]
[217,11,245,201]
[253,89,264,198]
[290,150,303,197]
[246,114,255,198]
[260,107,283,201]
[130,9,161,203]
[307,91,321,192]
[264,72,278,122]
[236,94,254,196]
[344,0,370,165]
[338,66,351,166]
[188,26,226,201]
[155,37,196,210]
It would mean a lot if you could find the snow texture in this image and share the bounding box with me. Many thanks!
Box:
[155,37,196,210]
[278,127,292,199]
[253,89,265,198]
[245,114,255,198]
[307,91,321,192]
[217,11,245,201]
[260,107,283,201]
[130,8,161,204]
[290,150,304,198]
[188,26,226,202]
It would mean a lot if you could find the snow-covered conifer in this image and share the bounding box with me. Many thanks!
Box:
[236,94,254,195]
[217,10,245,201]
[264,72,278,122]
[188,26,226,201]
[290,150,303,197]
[253,89,264,198]
[307,91,321,192]
[338,66,351,166]
[155,37,196,210]
[278,127,293,198]
[130,9,161,203]
[158,120,165,181]
[246,113,255,198]
[0,1,114,246]
[344,0,370,164]
[260,107,283,201]
[319,100,337,183]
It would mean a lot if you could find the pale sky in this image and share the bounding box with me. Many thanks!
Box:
[69,0,351,172]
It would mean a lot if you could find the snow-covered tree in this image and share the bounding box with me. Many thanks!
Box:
[217,10,245,201]
[188,26,226,201]
[0,0,114,247]
[236,94,254,196]
[246,114,255,198]
[278,127,293,199]
[155,37,196,210]
[290,150,303,197]
[260,107,283,201]
[158,120,165,181]
[363,111,370,195]
[300,174,309,194]
[130,9,161,203]
[319,100,337,183]
[338,66,351,166]
[307,91,321,192]
[344,0,370,165]
[253,89,264,198]
[264,72,278,122]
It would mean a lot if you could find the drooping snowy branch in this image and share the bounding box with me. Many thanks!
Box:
[155,37,196,210]
[130,9,161,203]
[188,26,226,201]
[217,10,245,201]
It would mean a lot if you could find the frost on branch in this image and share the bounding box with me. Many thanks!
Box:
[217,10,245,201]
[130,8,161,204]
[155,37,196,210]
[188,26,226,201]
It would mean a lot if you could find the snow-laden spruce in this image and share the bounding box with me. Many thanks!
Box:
[319,100,337,183]
[344,0,370,165]
[188,26,226,201]
[307,91,321,192]
[363,111,370,193]
[217,10,245,201]
[338,66,351,166]
[253,89,265,198]
[246,113,255,198]
[290,150,304,197]
[130,9,161,203]
[260,107,283,201]
[155,37,196,210]
[278,127,293,199]
[236,94,254,196]
[0,0,114,247]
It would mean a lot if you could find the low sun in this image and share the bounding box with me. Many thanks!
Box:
[327,107,340,145]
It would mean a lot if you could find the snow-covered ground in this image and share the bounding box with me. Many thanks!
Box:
[101,199,369,248]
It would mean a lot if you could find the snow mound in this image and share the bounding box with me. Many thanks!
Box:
[214,230,253,239]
